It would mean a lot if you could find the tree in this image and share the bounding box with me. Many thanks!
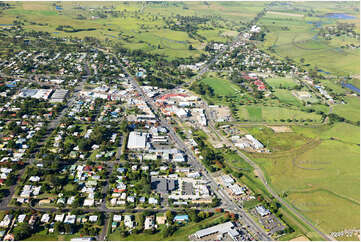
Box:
[165,210,174,223]
[188,209,200,222]
[162,225,177,238]
[78,139,91,152]
[12,223,32,240]
[188,45,194,50]
[54,222,65,233]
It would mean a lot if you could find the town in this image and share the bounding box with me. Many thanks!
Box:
[0,1,359,241]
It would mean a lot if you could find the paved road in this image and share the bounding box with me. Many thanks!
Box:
[99,216,111,241]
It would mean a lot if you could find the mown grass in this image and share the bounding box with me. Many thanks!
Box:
[274,89,302,106]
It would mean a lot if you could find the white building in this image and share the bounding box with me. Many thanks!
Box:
[127,131,148,150]
[245,135,264,149]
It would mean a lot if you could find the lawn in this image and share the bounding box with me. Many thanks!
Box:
[293,122,360,145]
[245,106,262,122]
[25,230,83,241]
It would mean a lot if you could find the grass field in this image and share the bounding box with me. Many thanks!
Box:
[200,76,239,96]
[25,230,83,241]
[265,77,299,89]
[257,4,360,76]
[248,123,360,234]
[333,96,360,122]
[274,89,302,106]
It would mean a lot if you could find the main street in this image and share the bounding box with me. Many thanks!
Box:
[106,52,272,241]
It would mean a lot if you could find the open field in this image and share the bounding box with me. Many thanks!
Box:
[265,77,299,89]
[0,1,263,59]
[237,105,322,123]
[201,76,239,96]
[25,230,84,241]
[257,4,360,76]
[248,124,360,234]
[333,96,360,122]
[274,89,302,106]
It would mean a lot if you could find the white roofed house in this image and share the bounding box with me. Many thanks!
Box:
[0,215,13,228]
[144,216,155,230]
[193,221,238,239]
[89,215,98,223]
[17,214,26,223]
[83,199,94,207]
[64,214,76,224]
[149,197,158,205]
[113,215,122,222]
[124,215,134,228]
[41,214,50,223]
[54,214,65,222]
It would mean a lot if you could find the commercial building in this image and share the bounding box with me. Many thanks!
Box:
[193,221,239,239]
[255,205,270,217]
[245,135,264,149]
[50,89,69,103]
[127,131,148,150]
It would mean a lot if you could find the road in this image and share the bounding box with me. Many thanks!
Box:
[181,32,244,88]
